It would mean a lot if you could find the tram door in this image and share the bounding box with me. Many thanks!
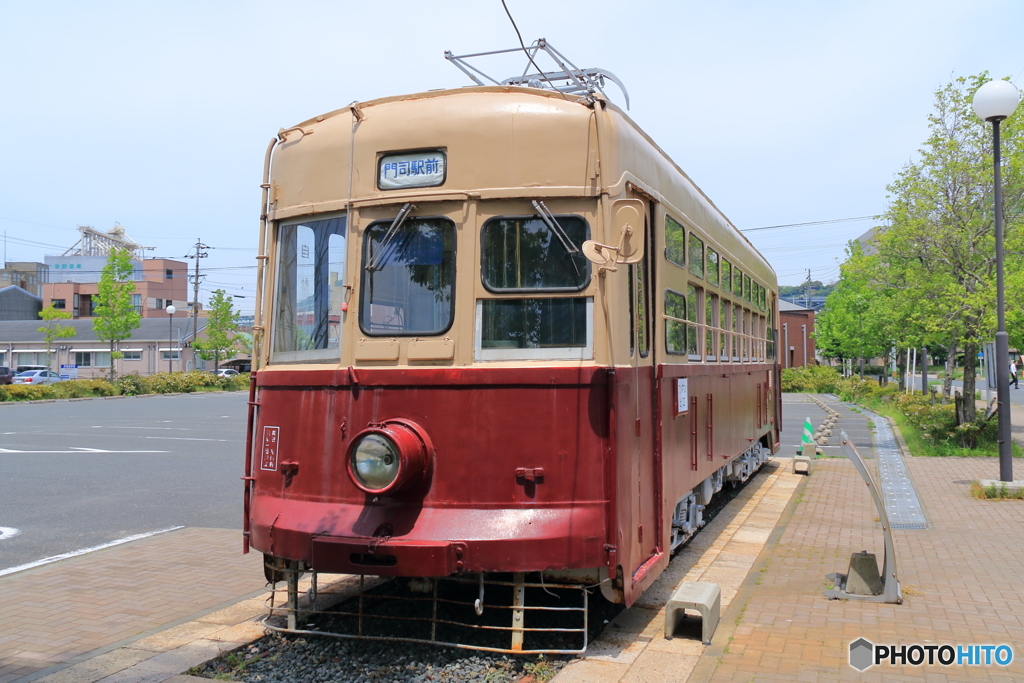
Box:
[626,195,660,579]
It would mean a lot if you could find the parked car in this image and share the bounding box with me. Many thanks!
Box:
[16,364,49,374]
[0,367,13,385]
[212,368,239,378]
[13,370,63,385]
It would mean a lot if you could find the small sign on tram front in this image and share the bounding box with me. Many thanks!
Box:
[378,150,446,190]
[260,426,281,471]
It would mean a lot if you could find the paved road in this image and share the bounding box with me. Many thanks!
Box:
[0,392,248,571]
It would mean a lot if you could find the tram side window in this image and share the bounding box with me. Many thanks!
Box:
[732,304,740,361]
[687,284,701,359]
[767,306,775,360]
[361,217,455,336]
[720,299,729,359]
[665,289,687,355]
[721,259,732,294]
[759,285,766,311]
[706,293,717,360]
[665,215,685,268]
[743,308,751,361]
[759,315,767,360]
[744,274,751,303]
[274,215,347,361]
[688,233,704,279]
[706,249,719,287]
[628,262,650,358]
[733,267,743,296]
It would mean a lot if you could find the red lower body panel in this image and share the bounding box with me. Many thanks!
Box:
[249,494,606,576]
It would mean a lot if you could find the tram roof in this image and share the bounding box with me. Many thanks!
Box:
[272,85,774,284]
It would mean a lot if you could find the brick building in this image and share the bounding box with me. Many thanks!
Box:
[779,300,816,368]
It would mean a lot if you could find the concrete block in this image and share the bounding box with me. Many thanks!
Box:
[845,551,883,595]
[664,581,720,645]
[801,444,816,458]
[793,456,812,475]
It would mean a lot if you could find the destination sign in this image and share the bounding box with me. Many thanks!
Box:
[378,150,446,190]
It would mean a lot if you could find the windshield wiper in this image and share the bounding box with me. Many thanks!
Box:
[366,203,415,272]
[532,200,580,255]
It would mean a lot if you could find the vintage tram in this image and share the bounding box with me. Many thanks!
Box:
[244,70,781,650]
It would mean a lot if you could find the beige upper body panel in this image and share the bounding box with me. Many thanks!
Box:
[260,86,776,370]
[269,87,599,221]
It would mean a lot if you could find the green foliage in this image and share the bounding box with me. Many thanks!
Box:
[780,365,842,393]
[141,370,223,394]
[835,377,900,405]
[114,373,146,396]
[971,481,1024,500]
[194,289,239,370]
[823,73,1024,422]
[38,304,76,371]
[50,379,116,398]
[0,372,249,402]
[779,281,836,300]
[93,248,142,381]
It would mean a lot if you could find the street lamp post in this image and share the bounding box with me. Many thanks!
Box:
[973,78,1020,482]
[166,304,176,373]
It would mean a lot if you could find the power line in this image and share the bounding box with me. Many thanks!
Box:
[741,215,877,233]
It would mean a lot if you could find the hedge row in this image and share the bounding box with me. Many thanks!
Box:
[0,371,249,402]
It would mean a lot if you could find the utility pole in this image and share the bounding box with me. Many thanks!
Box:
[184,239,211,354]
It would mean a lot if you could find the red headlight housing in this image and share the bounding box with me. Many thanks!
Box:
[346,419,433,495]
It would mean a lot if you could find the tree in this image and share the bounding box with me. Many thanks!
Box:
[93,247,142,381]
[38,304,76,372]
[193,289,238,371]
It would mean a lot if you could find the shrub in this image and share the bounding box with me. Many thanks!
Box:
[141,370,223,394]
[49,379,117,399]
[780,365,842,393]
[115,373,146,396]
[1,384,53,401]
[223,373,250,391]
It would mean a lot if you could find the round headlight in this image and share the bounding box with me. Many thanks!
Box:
[351,433,401,491]
[346,420,433,495]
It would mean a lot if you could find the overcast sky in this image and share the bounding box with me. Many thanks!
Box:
[3,0,1022,311]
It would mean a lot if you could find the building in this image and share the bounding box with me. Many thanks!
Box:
[0,318,207,377]
[0,285,43,321]
[39,225,189,319]
[42,258,188,319]
[779,300,816,368]
[0,262,48,298]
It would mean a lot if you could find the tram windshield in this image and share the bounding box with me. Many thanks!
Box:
[360,217,455,335]
[481,216,590,291]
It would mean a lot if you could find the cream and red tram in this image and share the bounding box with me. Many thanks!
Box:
[244,83,780,647]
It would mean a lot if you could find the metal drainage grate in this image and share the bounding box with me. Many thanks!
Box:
[870,414,928,530]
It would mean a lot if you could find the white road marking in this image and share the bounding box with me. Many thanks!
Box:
[0,448,168,454]
[0,526,184,577]
[0,527,21,541]
[143,436,224,442]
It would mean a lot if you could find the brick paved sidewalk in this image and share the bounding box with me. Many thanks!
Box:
[698,425,1024,679]
[0,528,265,683]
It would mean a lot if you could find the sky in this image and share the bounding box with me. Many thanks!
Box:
[2,0,1023,311]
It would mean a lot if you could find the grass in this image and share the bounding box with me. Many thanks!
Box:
[970,481,1024,500]
[523,655,559,683]
[870,402,1024,458]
